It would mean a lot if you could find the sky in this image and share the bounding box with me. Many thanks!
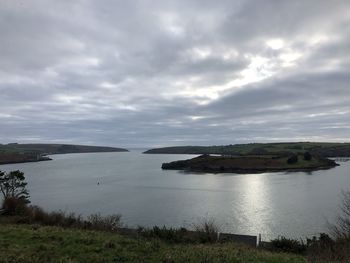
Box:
[1,0,350,148]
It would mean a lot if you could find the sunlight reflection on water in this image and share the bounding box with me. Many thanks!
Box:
[1,150,349,240]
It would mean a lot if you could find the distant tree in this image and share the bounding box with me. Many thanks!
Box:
[304,152,312,161]
[287,155,298,164]
[0,170,30,203]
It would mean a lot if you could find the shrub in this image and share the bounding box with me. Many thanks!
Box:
[18,206,83,227]
[26,206,47,222]
[307,233,334,251]
[269,236,307,254]
[138,226,194,243]
[193,218,219,243]
[1,202,122,233]
[306,233,350,263]
[86,213,122,232]
[1,197,28,215]
[287,155,298,164]
[303,152,312,161]
[270,237,307,254]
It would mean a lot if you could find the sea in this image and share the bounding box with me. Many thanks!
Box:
[1,149,349,240]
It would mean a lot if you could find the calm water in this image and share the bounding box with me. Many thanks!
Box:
[1,150,350,240]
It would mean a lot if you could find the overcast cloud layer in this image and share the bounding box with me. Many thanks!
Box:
[1,0,350,147]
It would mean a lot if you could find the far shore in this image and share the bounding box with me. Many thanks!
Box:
[0,143,128,165]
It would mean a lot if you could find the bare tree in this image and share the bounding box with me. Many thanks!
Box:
[330,190,350,240]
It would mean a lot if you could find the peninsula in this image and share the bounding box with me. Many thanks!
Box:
[0,143,128,165]
[161,153,338,173]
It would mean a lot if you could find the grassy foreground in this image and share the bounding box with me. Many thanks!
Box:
[0,224,306,263]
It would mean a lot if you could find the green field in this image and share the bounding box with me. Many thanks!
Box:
[0,224,306,263]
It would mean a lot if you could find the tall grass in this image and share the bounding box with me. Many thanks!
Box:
[192,217,220,243]
[1,197,122,232]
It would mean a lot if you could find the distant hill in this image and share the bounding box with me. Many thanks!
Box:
[144,142,350,157]
[0,143,128,165]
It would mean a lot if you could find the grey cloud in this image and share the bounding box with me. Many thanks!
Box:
[0,0,350,147]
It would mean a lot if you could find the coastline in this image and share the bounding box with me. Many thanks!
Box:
[0,143,129,165]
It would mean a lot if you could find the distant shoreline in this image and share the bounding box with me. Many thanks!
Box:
[144,142,350,157]
[0,155,52,165]
[0,143,128,165]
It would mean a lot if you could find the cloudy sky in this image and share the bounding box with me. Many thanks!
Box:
[1,0,350,147]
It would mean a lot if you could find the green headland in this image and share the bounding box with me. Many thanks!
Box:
[144,142,350,157]
[0,143,128,165]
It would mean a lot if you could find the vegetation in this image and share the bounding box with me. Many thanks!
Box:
[268,236,307,254]
[193,218,220,243]
[266,233,350,262]
[0,170,30,202]
[265,189,350,262]
[144,142,350,157]
[161,154,338,173]
[287,154,298,164]
[329,190,350,240]
[0,224,307,263]
[2,170,350,262]
[304,152,312,161]
[0,205,122,233]
[0,171,122,231]
[0,143,128,164]
[137,218,221,244]
[0,170,306,262]
[0,170,30,215]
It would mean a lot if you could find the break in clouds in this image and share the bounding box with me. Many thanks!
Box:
[1,0,350,147]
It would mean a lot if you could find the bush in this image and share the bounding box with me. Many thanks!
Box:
[2,197,28,215]
[20,206,83,227]
[86,213,122,232]
[306,233,350,262]
[307,233,334,251]
[137,221,221,244]
[287,155,298,164]
[25,206,49,223]
[138,226,195,243]
[303,152,312,161]
[269,236,307,254]
[1,202,123,233]
[193,218,219,243]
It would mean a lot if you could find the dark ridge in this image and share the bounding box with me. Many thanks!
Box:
[144,142,350,157]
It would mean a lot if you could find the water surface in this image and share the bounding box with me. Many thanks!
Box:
[1,150,349,240]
